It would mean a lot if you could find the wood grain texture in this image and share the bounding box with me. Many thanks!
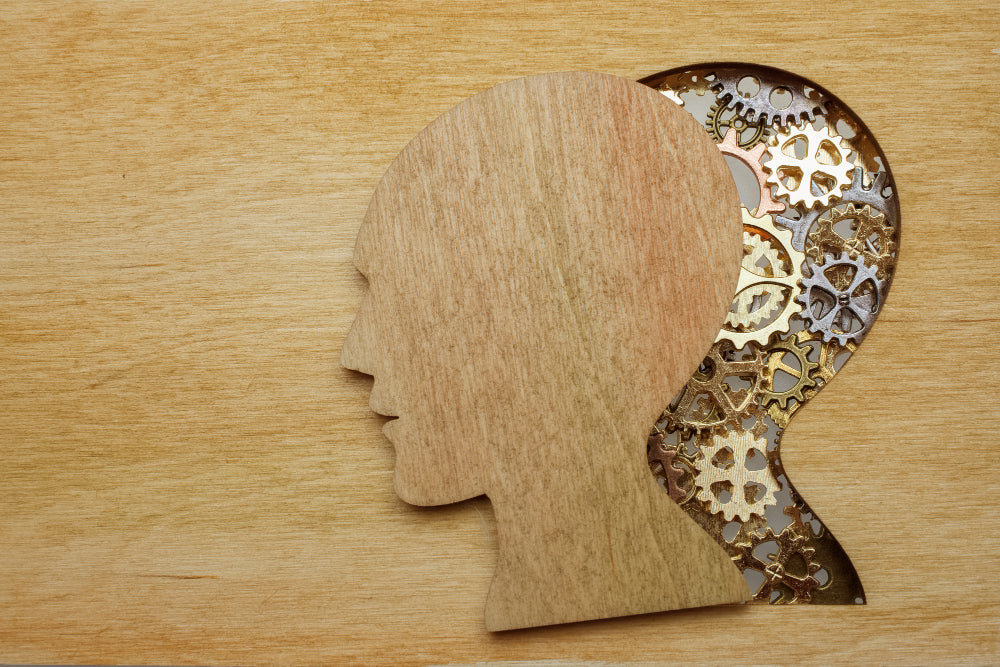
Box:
[0,0,997,663]
[341,71,747,630]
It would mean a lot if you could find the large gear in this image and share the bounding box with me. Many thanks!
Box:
[716,209,805,349]
[732,522,823,603]
[796,252,885,346]
[763,123,854,210]
[717,128,786,217]
[706,100,769,148]
[661,341,766,435]
[710,68,828,127]
[693,430,779,522]
[806,203,897,280]
[775,167,896,252]
[762,334,820,409]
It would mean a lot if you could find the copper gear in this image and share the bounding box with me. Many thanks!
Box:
[763,123,854,210]
[716,209,805,349]
[693,429,779,522]
[717,128,786,217]
[647,427,696,504]
[806,203,897,280]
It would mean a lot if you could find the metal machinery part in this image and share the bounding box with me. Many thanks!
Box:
[642,63,899,605]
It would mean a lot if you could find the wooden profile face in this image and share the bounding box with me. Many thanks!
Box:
[343,71,748,629]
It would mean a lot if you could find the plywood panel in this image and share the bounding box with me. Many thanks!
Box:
[1,2,997,664]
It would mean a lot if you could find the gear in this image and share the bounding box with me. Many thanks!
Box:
[661,341,766,435]
[761,333,819,409]
[659,88,684,107]
[717,128,786,217]
[806,203,896,280]
[763,123,854,210]
[647,428,695,504]
[693,429,778,522]
[795,327,858,385]
[732,522,823,603]
[775,167,897,252]
[796,252,885,346]
[765,328,857,428]
[640,68,715,105]
[706,101,769,148]
[710,68,827,127]
[716,209,805,349]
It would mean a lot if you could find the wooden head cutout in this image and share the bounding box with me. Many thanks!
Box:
[342,71,748,630]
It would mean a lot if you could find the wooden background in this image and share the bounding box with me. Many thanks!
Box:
[1,2,997,664]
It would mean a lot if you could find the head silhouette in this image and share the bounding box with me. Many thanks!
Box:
[342,71,749,630]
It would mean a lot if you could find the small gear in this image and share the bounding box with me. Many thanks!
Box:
[806,203,897,280]
[732,522,823,603]
[647,428,696,504]
[706,101,769,148]
[693,429,778,522]
[761,333,819,409]
[710,69,827,127]
[763,123,854,210]
[716,209,805,349]
[775,167,896,252]
[717,128,786,217]
[796,252,885,346]
[795,327,857,385]
[640,68,715,105]
[661,341,766,435]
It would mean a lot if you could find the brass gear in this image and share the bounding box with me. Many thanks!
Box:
[806,203,897,280]
[706,100,768,148]
[661,341,766,435]
[762,333,820,410]
[732,521,823,603]
[763,123,854,210]
[765,328,857,428]
[716,209,805,349]
[693,429,779,522]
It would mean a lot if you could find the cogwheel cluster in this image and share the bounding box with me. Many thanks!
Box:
[643,63,897,605]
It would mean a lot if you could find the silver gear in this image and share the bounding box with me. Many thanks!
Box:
[710,68,827,127]
[775,167,897,251]
[795,252,885,346]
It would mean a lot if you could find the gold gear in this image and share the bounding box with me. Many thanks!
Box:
[763,123,854,210]
[716,209,805,349]
[693,429,779,522]
[732,520,823,603]
[661,341,766,435]
[806,203,897,280]
[762,333,820,409]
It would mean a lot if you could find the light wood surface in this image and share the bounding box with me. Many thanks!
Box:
[341,71,748,630]
[1,1,997,664]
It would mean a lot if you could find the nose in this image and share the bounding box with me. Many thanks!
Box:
[341,293,375,375]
